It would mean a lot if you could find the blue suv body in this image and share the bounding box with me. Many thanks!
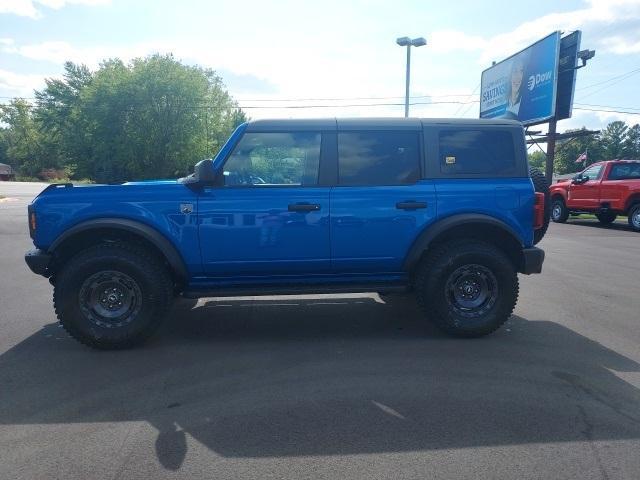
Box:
[25,118,546,349]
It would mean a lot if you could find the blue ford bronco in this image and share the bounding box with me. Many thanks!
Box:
[25,118,549,349]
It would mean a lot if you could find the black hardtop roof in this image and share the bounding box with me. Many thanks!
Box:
[245,117,522,131]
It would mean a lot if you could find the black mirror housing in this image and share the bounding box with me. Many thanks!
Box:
[193,159,217,184]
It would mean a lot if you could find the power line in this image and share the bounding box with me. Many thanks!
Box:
[454,82,480,118]
[575,102,640,112]
[0,99,481,110]
[576,68,640,102]
[576,66,640,91]
[235,93,479,102]
[574,107,640,116]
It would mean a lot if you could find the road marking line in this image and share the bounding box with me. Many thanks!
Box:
[372,400,406,420]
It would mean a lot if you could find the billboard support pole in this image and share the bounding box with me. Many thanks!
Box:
[545,118,557,184]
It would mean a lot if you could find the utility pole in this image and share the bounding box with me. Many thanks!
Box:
[396,36,427,118]
[546,119,556,184]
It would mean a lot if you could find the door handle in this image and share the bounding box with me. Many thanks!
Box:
[288,203,321,212]
[396,201,427,210]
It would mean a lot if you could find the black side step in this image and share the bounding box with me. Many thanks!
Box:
[182,282,410,299]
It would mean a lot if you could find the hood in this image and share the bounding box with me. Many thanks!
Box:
[122,179,179,186]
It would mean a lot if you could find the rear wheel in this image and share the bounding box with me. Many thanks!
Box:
[54,243,173,349]
[551,198,569,223]
[629,204,640,231]
[596,211,617,224]
[529,167,550,244]
[415,240,518,338]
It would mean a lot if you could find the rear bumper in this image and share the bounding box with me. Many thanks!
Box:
[25,249,52,276]
[520,247,545,275]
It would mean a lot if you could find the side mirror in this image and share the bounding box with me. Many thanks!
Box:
[572,174,587,185]
[193,159,218,184]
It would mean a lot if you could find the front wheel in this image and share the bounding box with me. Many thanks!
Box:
[551,198,569,223]
[415,240,519,338]
[629,204,640,231]
[54,243,173,349]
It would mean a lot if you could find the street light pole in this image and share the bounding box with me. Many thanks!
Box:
[396,36,426,118]
[404,45,411,118]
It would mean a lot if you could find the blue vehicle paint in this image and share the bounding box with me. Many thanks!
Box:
[433,178,535,247]
[31,182,202,275]
[330,181,437,272]
[197,185,331,275]
[27,118,543,289]
[25,117,548,347]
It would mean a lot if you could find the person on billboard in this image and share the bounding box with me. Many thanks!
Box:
[501,56,526,120]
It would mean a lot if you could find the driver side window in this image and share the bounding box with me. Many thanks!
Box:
[223,132,321,187]
[581,164,603,181]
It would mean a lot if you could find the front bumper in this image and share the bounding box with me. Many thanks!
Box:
[25,249,52,277]
[520,247,545,275]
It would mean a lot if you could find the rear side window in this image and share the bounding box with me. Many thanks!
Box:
[439,130,517,175]
[608,163,640,180]
[338,131,421,185]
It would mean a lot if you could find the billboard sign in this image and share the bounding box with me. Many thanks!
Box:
[480,31,561,125]
[555,30,581,121]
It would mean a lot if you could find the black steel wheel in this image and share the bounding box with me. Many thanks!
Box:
[78,270,143,329]
[445,264,498,319]
[54,243,173,349]
[415,240,518,338]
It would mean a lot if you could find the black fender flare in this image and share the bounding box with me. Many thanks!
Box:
[49,218,188,282]
[402,213,524,271]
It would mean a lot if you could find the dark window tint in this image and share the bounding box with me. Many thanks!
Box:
[223,132,320,186]
[608,163,640,180]
[338,131,421,185]
[439,130,516,175]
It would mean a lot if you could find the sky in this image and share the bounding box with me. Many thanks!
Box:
[1,0,640,135]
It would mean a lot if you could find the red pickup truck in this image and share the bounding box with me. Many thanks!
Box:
[550,160,640,231]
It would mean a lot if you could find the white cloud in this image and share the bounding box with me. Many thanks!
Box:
[429,30,488,54]
[0,68,48,96]
[0,0,109,19]
[600,35,640,54]
[429,0,640,65]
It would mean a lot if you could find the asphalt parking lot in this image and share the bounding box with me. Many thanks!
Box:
[1,182,639,480]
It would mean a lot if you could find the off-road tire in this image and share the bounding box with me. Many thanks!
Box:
[54,243,173,349]
[551,197,569,223]
[596,211,617,225]
[628,204,640,231]
[415,240,518,338]
[529,167,550,244]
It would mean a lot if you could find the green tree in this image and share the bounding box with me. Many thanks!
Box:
[0,99,46,176]
[623,124,640,159]
[34,62,94,175]
[32,54,244,182]
[554,128,604,174]
[600,120,628,160]
[527,150,546,171]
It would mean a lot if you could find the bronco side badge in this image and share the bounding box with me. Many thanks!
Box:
[445,156,456,164]
[180,203,193,214]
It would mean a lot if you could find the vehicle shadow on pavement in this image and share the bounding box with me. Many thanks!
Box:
[563,219,636,232]
[1,296,639,472]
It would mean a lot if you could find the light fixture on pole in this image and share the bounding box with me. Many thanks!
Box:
[396,36,427,117]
